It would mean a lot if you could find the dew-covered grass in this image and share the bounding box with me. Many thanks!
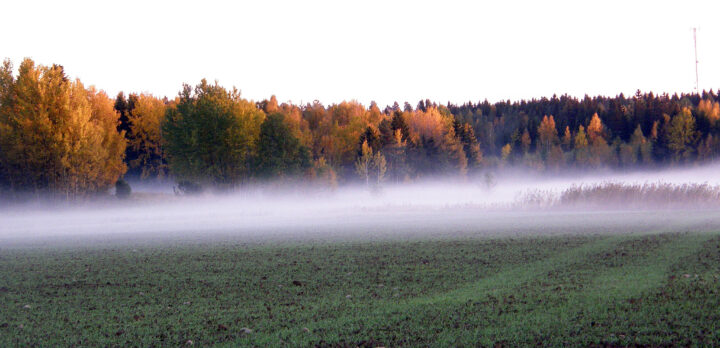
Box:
[2,227,720,346]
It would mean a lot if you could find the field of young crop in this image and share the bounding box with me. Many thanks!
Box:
[1,229,720,347]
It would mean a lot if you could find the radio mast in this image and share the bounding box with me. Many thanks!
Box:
[693,28,699,92]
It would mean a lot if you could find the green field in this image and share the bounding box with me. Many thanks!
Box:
[1,230,720,347]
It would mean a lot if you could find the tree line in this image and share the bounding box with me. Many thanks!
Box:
[1,58,719,198]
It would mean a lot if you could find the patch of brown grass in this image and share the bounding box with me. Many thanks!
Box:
[557,182,720,209]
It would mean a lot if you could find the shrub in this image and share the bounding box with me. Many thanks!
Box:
[115,179,131,199]
[174,180,203,196]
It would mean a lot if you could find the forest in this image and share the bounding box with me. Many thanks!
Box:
[1,58,719,198]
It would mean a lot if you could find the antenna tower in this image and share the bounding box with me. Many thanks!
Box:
[694,28,699,92]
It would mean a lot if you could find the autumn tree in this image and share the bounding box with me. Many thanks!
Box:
[320,101,367,170]
[0,59,15,191]
[630,125,653,165]
[302,100,329,160]
[500,143,512,166]
[127,94,167,179]
[586,113,613,167]
[372,149,387,185]
[697,134,718,162]
[520,128,531,154]
[81,86,127,195]
[537,115,559,156]
[355,140,373,186]
[355,139,386,187]
[0,58,126,198]
[308,157,337,189]
[574,125,589,166]
[366,101,384,126]
[407,106,467,176]
[274,99,312,151]
[162,79,264,189]
[697,99,719,124]
[667,108,697,162]
[258,95,280,114]
[561,126,572,151]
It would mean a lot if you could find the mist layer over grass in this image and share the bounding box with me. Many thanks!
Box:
[3,164,720,248]
[2,166,720,346]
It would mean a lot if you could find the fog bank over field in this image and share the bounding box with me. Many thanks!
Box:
[2,164,720,247]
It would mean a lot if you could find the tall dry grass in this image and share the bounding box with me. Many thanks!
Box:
[514,182,720,209]
[557,182,720,209]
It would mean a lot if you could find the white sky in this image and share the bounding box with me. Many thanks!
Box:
[2,0,719,107]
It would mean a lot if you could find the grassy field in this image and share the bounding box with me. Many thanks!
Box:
[1,230,720,346]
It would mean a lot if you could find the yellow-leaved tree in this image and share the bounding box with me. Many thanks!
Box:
[586,113,613,167]
[0,58,125,199]
[407,106,467,176]
[574,125,589,166]
[128,94,167,179]
[537,115,559,155]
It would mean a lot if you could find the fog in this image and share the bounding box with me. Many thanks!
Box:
[3,164,720,248]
